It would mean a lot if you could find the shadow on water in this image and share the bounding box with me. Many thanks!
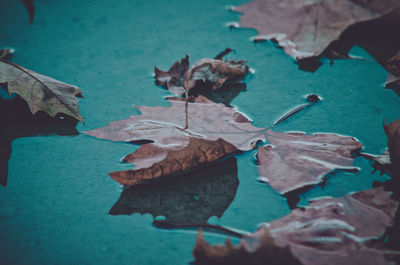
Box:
[189,82,247,107]
[109,157,239,224]
[0,96,79,187]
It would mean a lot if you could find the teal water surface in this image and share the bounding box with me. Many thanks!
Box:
[1,0,399,264]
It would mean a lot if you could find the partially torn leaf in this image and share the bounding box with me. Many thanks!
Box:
[85,96,265,151]
[154,51,249,96]
[233,0,399,63]
[109,138,238,186]
[109,157,238,224]
[257,130,363,195]
[0,60,84,122]
[183,58,249,93]
[154,55,190,95]
[193,187,399,265]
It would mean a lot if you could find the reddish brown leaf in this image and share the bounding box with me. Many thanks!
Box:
[0,49,14,61]
[193,187,399,265]
[109,157,239,224]
[155,51,249,96]
[233,0,399,61]
[109,138,237,186]
[257,130,363,195]
[154,55,190,95]
[85,96,265,151]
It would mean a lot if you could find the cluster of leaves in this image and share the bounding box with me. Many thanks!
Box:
[188,0,400,263]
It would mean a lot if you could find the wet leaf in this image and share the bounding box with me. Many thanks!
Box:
[109,138,238,186]
[257,130,363,195]
[233,0,399,67]
[154,51,249,96]
[193,187,399,265]
[183,58,249,93]
[0,60,84,122]
[109,157,239,224]
[154,55,190,95]
[85,96,265,152]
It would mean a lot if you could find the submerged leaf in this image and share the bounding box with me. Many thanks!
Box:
[110,157,238,224]
[0,60,84,122]
[193,187,399,265]
[257,130,363,195]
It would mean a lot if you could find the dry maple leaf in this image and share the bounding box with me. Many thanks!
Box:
[85,96,264,151]
[257,130,363,195]
[193,187,399,265]
[109,157,239,224]
[154,55,190,95]
[233,0,400,64]
[85,96,264,185]
[0,60,84,122]
[109,138,238,186]
[154,49,249,96]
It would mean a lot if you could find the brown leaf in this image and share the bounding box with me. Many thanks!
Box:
[193,187,399,265]
[0,60,84,122]
[257,130,363,195]
[154,55,189,95]
[109,157,239,224]
[154,51,249,96]
[109,138,238,186]
[234,0,399,61]
[183,58,249,93]
[85,96,265,151]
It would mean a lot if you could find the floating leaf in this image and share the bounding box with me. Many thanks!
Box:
[233,0,400,68]
[110,157,238,224]
[154,50,249,96]
[0,60,84,122]
[257,130,363,195]
[85,96,265,151]
[109,138,237,186]
[154,55,190,95]
[193,187,399,265]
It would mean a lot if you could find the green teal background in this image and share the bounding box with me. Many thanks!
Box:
[0,0,399,264]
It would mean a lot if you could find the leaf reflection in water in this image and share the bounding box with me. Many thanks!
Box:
[109,157,238,224]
